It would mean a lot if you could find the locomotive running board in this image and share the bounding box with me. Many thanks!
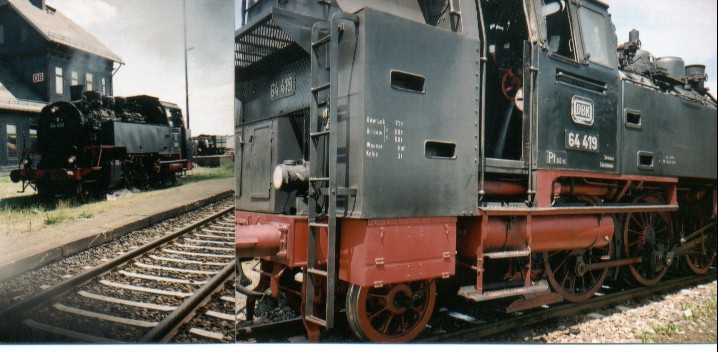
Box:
[458,280,549,302]
[477,204,678,216]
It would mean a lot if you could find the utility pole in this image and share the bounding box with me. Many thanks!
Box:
[183,0,190,130]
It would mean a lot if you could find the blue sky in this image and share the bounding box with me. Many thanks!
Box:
[47,0,234,136]
[605,0,717,96]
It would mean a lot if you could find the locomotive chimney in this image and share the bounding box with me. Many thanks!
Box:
[70,85,84,101]
[629,29,640,44]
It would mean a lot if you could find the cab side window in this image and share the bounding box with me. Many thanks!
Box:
[543,1,576,60]
[577,6,614,68]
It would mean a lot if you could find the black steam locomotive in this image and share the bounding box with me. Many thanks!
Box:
[235,0,716,342]
[10,87,193,199]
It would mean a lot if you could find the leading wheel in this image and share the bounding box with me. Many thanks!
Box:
[346,280,436,343]
[623,195,674,286]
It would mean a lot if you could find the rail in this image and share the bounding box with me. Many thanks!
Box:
[0,206,235,342]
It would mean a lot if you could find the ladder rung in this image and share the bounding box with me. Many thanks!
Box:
[312,35,331,48]
[310,130,331,138]
[305,315,328,327]
[307,268,328,277]
[311,83,331,94]
[309,222,329,228]
[310,177,329,182]
[484,250,531,259]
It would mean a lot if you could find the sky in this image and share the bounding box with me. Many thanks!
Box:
[604,0,717,97]
[46,0,235,136]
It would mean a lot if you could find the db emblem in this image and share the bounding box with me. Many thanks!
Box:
[571,96,594,126]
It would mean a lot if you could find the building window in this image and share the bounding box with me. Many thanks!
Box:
[20,25,28,42]
[0,24,5,45]
[102,78,107,95]
[86,73,93,92]
[55,67,64,95]
[6,124,18,159]
[71,71,79,86]
[29,125,38,151]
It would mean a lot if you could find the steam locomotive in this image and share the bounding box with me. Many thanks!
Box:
[10,86,193,199]
[235,0,716,342]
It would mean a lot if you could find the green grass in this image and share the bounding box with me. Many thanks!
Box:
[180,163,234,184]
[680,297,717,322]
[634,330,653,343]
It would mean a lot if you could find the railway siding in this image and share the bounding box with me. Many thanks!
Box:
[0,178,233,281]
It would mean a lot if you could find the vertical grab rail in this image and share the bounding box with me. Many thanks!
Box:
[304,12,359,334]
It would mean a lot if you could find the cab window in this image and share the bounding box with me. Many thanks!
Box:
[543,0,576,60]
[577,6,613,67]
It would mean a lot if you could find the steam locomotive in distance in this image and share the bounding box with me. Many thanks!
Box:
[10,86,193,200]
[235,0,717,342]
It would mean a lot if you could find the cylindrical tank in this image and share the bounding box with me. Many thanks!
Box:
[656,56,685,81]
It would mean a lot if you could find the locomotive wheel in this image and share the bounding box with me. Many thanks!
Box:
[345,280,436,343]
[544,243,611,302]
[76,183,92,203]
[683,223,717,275]
[623,196,674,286]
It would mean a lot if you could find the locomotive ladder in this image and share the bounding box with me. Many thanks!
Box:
[305,13,359,331]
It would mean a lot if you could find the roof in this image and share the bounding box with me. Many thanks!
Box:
[1,0,123,64]
[0,65,44,113]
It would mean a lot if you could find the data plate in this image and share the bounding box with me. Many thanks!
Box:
[565,130,599,153]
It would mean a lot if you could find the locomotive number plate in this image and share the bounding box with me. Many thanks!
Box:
[565,130,599,153]
[270,75,295,101]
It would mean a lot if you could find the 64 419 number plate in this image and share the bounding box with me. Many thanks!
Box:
[565,130,599,153]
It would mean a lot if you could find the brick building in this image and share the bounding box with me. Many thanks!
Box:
[0,0,122,170]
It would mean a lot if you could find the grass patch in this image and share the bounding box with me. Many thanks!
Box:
[180,163,234,184]
[79,210,94,219]
[634,330,653,343]
[680,297,717,322]
[651,322,683,336]
[634,322,684,342]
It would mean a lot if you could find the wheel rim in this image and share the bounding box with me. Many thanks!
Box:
[624,196,674,286]
[346,280,436,343]
[544,244,611,302]
[684,222,717,275]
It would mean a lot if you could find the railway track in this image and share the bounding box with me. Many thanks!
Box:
[0,206,236,343]
[236,270,716,342]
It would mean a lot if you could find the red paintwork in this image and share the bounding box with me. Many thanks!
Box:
[534,170,678,207]
[339,217,456,287]
[457,214,614,258]
[235,211,325,267]
[235,211,457,287]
